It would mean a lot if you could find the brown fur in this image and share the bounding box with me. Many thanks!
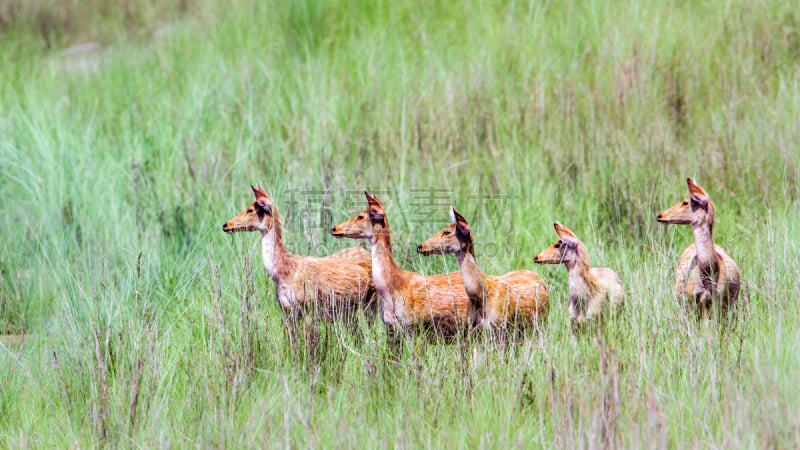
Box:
[417,208,548,330]
[331,193,470,337]
[656,178,741,316]
[534,222,624,330]
[223,186,376,321]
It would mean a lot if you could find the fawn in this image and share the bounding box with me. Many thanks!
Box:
[222,186,376,323]
[417,207,549,332]
[656,178,740,317]
[330,193,470,338]
[534,222,624,330]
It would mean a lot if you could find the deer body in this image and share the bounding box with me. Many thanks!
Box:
[223,186,376,321]
[261,234,374,318]
[674,244,739,309]
[657,178,740,315]
[417,208,548,330]
[534,222,623,329]
[331,193,470,336]
[566,265,624,327]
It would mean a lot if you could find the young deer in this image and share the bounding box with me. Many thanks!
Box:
[330,193,470,338]
[534,222,624,330]
[416,207,549,331]
[656,178,740,317]
[222,186,376,323]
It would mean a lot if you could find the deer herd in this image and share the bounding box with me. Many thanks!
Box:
[222,178,740,345]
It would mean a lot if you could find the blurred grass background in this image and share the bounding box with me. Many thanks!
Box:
[0,0,798,447]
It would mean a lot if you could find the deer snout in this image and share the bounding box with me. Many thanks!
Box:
[416,244,422,253]
[222,222,233,234]
[656,213,663,221]
[533,255,541,264]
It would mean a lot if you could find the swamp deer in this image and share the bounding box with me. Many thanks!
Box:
[416,207,549,332]
[534,222,624,331]
[330,193,470,338]
[656,178,740,317]
[222,186,376,323]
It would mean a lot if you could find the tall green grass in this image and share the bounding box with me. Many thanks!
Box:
[1,0,798,446]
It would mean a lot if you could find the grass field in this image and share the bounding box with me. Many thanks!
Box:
[1,0,799,447]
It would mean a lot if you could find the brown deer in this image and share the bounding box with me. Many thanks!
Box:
[330,193,470,338]
[222,186,376,324]
[656,178,740,317]
[534,222,624,331]
[417,207,548,332]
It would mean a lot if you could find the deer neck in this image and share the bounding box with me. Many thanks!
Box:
[260,219,292,281]
[564,245,598,308]
[692,219,720,287]
[368,224,402,300]
[456,250,487,308]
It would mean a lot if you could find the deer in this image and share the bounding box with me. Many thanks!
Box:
[222,186,376,327]
[534,222,624,331]
[416,207,549,335]
[329,192,471,340]
[656,178,740,318]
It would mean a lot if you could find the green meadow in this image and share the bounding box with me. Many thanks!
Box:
[1,0,798,446]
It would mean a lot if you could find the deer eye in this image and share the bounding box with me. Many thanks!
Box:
[247,208,254,213]
[682,201,689,206]
[357,215,364,220]
[443,230,451,236]
[554,241,561,249]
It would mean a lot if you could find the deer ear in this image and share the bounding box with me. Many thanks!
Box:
[252,185,270,199]
[366,192,385,210]
[451,208,468,225]
[451,208,470,236]
[554,222,577,239]
[687,178,709,197]
[687,179,709,210]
